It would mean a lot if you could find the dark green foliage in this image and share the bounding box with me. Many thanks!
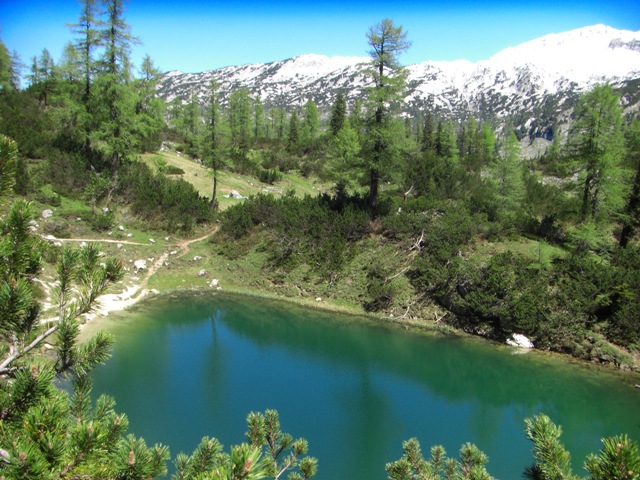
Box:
[172,409,317,480]
[162,165,185,175]
[386,437,491,480]
[220,192,370,279]
[448,252,547,338]
[88,209,115,231]
[257,168,282,185]
[116,160,212,231]
[363,260,397,312]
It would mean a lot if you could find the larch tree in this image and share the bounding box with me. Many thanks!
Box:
[204,78,222,209]
[301,98,320,149]
[0,37,13,93]
[95,0,139,172]
[619,116,640,247]
[68,0,102,101]
[364,18,411,211]
[492,131,525,209]
[330,92,347,136]
[569,84,624,220]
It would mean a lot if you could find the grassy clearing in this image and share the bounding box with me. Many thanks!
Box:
[467,236,567,266]
[139,151,330,211]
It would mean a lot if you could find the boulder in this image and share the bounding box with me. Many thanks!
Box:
[198,269,207,277]
[506,334,534,349]
[209,279,219,288]
[230,190,243,199]
[42,209,53,219]
[133,259,147,272]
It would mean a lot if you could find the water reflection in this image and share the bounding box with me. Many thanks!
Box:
[91,293,640,480]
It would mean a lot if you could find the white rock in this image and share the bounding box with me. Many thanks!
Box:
[134,259,147,272]
[316,297,322,302]
[209,279,219,287]
[164,237,170,241]
[118,225,125,231]
[506,334,534,349]
[198,269,207,277]
[193,256,202,261]
[79,241,87,248]
[116,243,123,249]
[149,238,156,243]
[230,190,243,199]
[126,233,133,238]
[103,207,109,213]
[42,209,53,219]
[53,241,62,247]
[45,234,56,240]
[170,250,178,255]
[28,220,38,226]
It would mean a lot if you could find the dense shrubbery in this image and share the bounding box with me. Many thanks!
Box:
[117,161,212,232]
[219,192,370,279]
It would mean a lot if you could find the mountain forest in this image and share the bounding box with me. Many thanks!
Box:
[1,0,640,478]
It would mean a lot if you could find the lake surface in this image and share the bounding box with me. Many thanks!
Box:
[89,292,640,480]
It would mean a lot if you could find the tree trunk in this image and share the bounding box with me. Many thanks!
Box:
[210,172,218,210]
[620,163,640,247]
[368,168,379,212]
[582,172,593,219]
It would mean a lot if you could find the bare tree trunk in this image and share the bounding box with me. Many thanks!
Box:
[620,164,640,247]
[210,172,218,210]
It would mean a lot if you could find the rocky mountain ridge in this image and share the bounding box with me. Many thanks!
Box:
[157,24,640,146]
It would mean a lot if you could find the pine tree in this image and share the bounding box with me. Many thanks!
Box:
[1,135,171,478]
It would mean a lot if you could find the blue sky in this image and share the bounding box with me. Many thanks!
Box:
[1,0,640,74]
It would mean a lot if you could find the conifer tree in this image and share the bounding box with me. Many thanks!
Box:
[569,84,624,220]
[330,92,347,136]
[204,78,222,209]
[302,99,320,149]
[363,18,411,211]
[0,37,13,93]
[1,135,171,478]
[421,112,435,152]
[95,0,139,172]
[620,117,640,247]
[288,110,300,152]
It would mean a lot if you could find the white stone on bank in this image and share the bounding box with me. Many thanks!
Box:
[506,333,534,349]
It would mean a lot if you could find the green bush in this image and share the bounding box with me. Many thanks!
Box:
[88,210,115,232]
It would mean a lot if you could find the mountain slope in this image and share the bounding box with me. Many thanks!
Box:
[157,25,640,143]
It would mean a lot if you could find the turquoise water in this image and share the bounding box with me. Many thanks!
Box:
[90,292,640,479]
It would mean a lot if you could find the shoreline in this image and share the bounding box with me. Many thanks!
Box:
[85,273,640,384]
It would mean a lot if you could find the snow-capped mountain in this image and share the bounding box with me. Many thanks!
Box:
[157,25,640,143]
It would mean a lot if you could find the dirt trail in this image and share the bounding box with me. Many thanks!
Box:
[87,226,219,317]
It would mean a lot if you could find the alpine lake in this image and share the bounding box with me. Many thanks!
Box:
[85,292,640,480]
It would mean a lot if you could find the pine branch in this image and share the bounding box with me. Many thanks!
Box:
[0,323,58,375]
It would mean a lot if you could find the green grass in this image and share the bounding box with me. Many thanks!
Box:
[138,151,331,211]
[467,237,567,266]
